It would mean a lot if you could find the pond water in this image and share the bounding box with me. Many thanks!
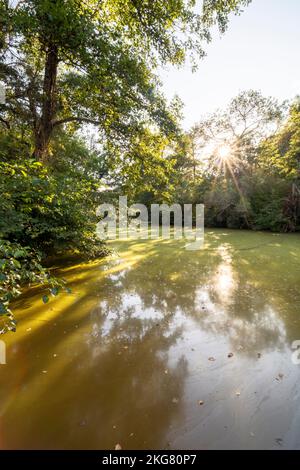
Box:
[1,230,300,449]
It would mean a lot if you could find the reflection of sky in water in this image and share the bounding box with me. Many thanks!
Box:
[96,294,165,339]
[93,242,289,358]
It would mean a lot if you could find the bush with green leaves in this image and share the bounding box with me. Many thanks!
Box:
[0,158,107,258]
[0,240,67,333]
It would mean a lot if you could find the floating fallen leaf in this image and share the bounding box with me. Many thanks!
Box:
[275,373,284,381]
[115,443,122,450]
[257,353,261,358]
[227,352,233,358]
[129,433,134,437]
[172,397,179,404]
[208,357,216,361]
[198,400,204,406]
[42,370,47,374]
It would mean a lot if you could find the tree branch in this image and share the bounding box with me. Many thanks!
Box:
[52,116,102,127]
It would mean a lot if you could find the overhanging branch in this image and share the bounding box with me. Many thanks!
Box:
[52,116,102,127]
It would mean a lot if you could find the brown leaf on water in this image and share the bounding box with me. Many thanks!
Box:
[198,400,204,406]
[227,352,233,358]
[208,357,216,361]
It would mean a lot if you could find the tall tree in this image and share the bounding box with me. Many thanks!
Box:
[259,100,300,179]
[0,0,251,161]
[193,90,284,176]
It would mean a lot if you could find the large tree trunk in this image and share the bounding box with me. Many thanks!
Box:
[34,44,58,162]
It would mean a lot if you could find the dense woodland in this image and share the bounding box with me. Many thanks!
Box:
[0,0,299,332]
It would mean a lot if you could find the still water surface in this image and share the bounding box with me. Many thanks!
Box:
[1,230,300,449]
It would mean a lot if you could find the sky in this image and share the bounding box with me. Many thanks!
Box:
[159,0,300,129]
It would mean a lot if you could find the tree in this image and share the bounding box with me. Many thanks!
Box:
[167,91,300,232]
[257,100,300,230]
[259,100,300,179]
[0,0,251,161]
[193,90,284,175]
[105,127,177,206]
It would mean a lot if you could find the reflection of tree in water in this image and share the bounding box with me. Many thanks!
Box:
[83,302,187,448]
[97,240,297,358]
[73,300,188,449]
[1,257,189,449]
[2,290,188,449]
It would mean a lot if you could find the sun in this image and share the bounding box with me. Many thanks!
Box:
[217,144,231,161]
[205,141,241,176]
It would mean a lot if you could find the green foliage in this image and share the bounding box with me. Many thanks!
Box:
[249,173,298,232]
[0,154,107,258]
[258,101,300,178]
[106,128,177,205]
[0,239,65,333]
[202,177,250,229]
